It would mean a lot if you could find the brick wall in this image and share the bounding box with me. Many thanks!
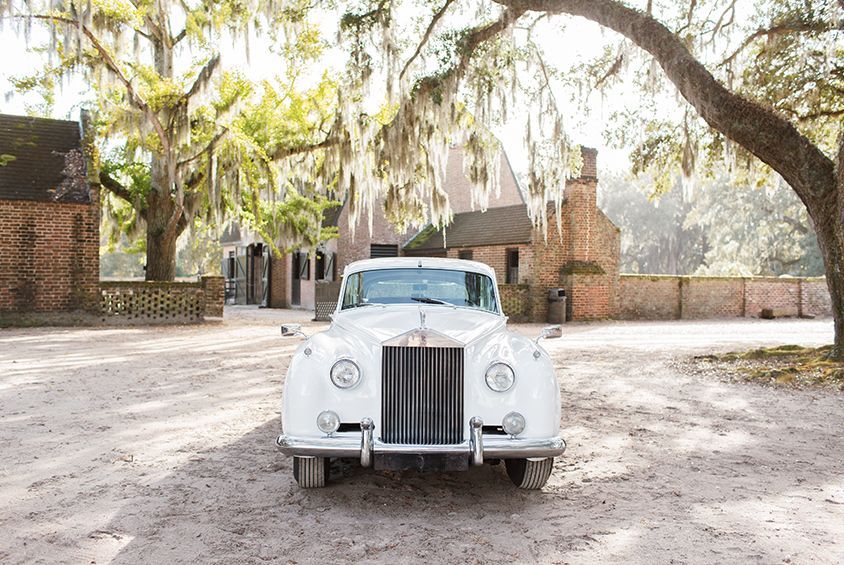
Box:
[681,277,745,318]
[0,195,99,314]
[444,244,533,285]
[443,147,524,214]
[801,279,833,318]
[498,283,530,321]
[744,279,800,318]
[618,275,833,319]
[618,275,681,320]
[336,197,414,274]
[268,251,288,308]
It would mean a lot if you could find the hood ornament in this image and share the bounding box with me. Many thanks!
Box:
[382,307,463,348]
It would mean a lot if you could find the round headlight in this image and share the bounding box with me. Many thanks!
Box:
[316,410,340,434]
[330,359,361,389]
[485,362,515,392]
[502,411,526,436]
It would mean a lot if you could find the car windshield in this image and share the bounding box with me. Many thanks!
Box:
[341,268,498,313]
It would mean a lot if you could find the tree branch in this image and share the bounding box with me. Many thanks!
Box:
[412,6,525,96]
[23,14,174,163]
[780,214,809,235]
[271,135,339,161]
[495,0,836,207]
[99,171,134,203]
[273,8,523,165]
[399,0,456,81]
[186,54,221,99]
[720,19,840,67]
[177,127,228,170]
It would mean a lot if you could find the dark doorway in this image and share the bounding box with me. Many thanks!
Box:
[248,244,263,305]
[506,248,519,284]
[291,251,309,306]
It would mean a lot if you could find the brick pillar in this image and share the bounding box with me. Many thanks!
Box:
[201,275,225,317]
[269,251,288,308]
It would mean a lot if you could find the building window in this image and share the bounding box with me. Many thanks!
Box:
[370,244,399,258]
[458,249,473,260]
[506,248,519,284]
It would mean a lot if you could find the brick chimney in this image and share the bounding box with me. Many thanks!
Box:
[564,147,598,263]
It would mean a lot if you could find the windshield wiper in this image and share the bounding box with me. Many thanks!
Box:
[411,297,455,307]
[346,301,385,309]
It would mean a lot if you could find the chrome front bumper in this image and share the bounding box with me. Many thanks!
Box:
[276,417,566,467]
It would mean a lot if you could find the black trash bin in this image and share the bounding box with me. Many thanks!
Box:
[548,288,566,324]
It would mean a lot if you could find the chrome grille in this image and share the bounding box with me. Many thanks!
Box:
[381,346,464,445]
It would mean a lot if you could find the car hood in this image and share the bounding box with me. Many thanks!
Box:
[332,305,505,346]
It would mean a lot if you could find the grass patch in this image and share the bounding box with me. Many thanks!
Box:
[693,344,844,391]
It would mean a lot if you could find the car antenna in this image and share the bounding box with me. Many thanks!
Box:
[418,259,422,268]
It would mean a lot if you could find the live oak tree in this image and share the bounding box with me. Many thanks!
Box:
[4,0,339,280]
[472,0,843,355]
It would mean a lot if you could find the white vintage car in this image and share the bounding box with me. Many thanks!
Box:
[276,257,565,489]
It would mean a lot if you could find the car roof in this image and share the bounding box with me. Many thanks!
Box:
[343,257,497,279]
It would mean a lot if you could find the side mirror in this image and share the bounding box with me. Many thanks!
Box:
[535,325,562,342]
[281,324,307,338]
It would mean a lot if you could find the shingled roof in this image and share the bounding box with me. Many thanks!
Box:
[0,114,89,203]
[405,203,535,251]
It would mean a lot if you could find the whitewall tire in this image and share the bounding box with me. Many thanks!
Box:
[293,456,329,488]
[505,457,554,490]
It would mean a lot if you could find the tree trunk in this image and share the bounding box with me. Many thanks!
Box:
[145,220,178,281]
[142,31,181,282]
[813,205,844,359]
[144,189,181,281]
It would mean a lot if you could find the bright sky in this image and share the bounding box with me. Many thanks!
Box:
[0,8,637,175]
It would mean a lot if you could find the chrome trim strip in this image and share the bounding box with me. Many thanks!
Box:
[275,434,566,459]
[484,436,567,458]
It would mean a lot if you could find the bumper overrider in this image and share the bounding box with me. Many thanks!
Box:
[276,417,566,467]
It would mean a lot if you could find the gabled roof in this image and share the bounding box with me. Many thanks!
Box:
[0,114,88,203]
[405,204,535,251]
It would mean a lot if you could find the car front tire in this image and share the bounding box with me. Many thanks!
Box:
[293,456,329,488]
[505,457,554,489]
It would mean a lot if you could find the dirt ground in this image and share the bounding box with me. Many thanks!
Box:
[1,310,842,564]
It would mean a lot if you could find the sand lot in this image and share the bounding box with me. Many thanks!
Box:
[1,311,842,564]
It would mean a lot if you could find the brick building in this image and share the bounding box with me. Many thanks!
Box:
[405,148,621,322]
[0,114,100,319]
[222,145,621,322]
[224,147,526,310]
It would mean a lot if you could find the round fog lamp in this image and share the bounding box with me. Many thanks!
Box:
[502,411,526,436]
[316,410,340,435]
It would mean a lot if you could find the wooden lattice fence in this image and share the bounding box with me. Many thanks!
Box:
[100,281,206,324]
